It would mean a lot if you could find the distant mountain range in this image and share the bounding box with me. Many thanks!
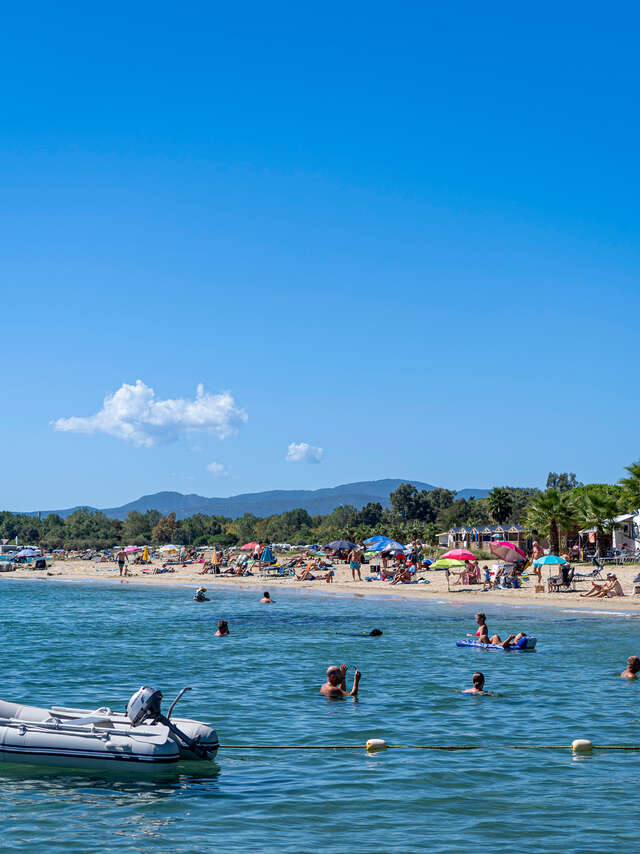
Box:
[23,480,491,521]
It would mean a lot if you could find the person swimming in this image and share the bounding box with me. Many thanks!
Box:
[215,620,229,636]
[320,664,361,698]
[193,587,209,602]
[260,591,274,603]
[463,672,487,694]
[621,655,640,678]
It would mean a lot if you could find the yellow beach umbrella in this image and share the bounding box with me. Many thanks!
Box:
[142,546,149,562]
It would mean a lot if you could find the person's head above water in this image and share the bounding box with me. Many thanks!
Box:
[472,672,485,690]
[627,656,640,673]
[263,591,270,599]
[217,620,229,635]
[369,628,383,636]
[475,612,486,626]
[326,665,342,686]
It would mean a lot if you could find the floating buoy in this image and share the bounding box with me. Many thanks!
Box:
[571,739,593,753]
[365,738,387,752]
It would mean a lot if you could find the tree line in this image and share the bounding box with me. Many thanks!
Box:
[2,463,639,551]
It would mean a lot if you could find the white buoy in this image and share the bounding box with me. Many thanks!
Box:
[365,738,387,752]
[571,739,593,753]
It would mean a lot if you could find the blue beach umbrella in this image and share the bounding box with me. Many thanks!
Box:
[12,548,38,558]
[363,535,392,545]
[369,540,405,553]
[532,555,567,566]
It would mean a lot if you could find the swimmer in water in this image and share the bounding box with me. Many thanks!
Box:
[320,664,361,698]
[215,620,229,636]
[463,672,487,694]
[193,587,209,602]
[621,655,640,678]
[368,628,383,636]
[260,591,274,603]
[468,612,494,642]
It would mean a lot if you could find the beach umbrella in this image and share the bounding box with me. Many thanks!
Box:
[12,548,38,559]
[441,549,477,561]
[430,558,466,569]
[489,541,525,562]
[241,541,260,550]
[158,544,180,553]
[532,554,567,566]
[363,535,392,545]
[325,540,357,550]
[369,539,405,552]
[142,546,149,562]
[124,545,141,554]
[260,546,274,564]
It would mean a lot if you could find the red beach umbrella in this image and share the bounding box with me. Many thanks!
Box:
[441,549,477,561]
[241,541,260,550]
[489,541,525,562]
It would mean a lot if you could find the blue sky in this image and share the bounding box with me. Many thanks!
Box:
[2,2,639,511]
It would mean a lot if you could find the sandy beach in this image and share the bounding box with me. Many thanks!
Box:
[7,557,640,613]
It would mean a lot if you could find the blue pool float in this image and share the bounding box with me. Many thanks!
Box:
[456,636,537,651]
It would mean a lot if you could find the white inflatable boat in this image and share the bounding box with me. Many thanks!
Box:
[0,686,218,770]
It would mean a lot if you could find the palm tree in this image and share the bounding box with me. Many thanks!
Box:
[525,489,577,554]
[619,461,640,510]
[487,487,514,524]
[576,492,621,551]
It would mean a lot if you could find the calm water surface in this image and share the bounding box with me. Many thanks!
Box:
[1,579,638,853]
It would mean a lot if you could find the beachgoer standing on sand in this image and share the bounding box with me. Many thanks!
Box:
[211,549,221,574]
[260,591,274,603]
[531,541,544,583]
[349,546,362,582]
[320,664,361,698]
[116,548,128,577]
[463,672,487,694]
[621,656,640,678]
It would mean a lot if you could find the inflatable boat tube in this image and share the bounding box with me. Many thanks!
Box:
[0,699,219,770]
[456,636,537,651]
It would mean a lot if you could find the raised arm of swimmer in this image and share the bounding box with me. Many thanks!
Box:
[320,665,361,698]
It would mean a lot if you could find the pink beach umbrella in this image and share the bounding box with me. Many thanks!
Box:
[489,541,525,562]
[124,545,141,553]
[441,549,477,561]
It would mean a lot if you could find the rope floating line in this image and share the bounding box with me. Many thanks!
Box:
[219,739,634,753]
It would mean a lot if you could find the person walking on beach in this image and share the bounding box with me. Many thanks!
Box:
[116,548,128,577]
[348,546,362,582]
[320,664,361,698]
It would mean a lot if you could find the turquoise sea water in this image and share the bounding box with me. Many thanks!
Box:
[1,579,639,853]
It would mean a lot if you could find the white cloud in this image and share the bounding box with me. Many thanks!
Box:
[285,442,323,464]
[53,380,247,447]
[207,461,230,477]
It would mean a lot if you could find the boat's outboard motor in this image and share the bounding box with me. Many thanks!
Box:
[126,686,211,760]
